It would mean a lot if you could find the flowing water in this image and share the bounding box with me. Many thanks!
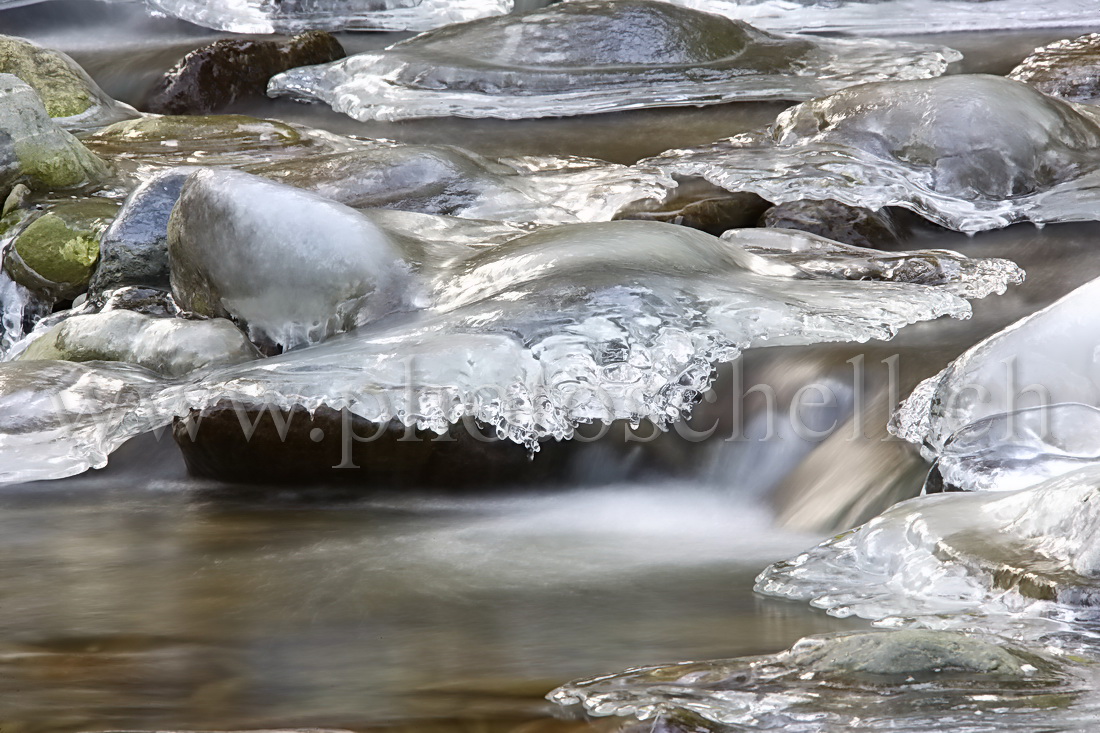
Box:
[2,3,1100,731]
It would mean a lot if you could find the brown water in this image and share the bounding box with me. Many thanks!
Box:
[1,4,1099,731]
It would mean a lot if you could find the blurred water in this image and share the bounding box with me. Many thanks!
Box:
[3,2,1100,731]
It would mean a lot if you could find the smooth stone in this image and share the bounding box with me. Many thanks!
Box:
[88,168,194,300]
[2,199,119,301]
[146,31,345,115]
[0,74,108,199]
[172,402,569,487]
[18,309,261,377]
[760,199,904,249]
[622,191,770,235]
[1009,33,1100,104]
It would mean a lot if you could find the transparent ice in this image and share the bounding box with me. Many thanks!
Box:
[267,0,958,121]
[646,75,1100,233]
[144,0,513,33]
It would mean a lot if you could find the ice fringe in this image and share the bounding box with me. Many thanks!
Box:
[646,75,1100,233]
[268,1,959,121]
[633,0,1100,35]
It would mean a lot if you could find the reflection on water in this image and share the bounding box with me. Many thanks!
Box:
[5,2,1100,731]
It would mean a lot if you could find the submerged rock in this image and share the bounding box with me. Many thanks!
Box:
[2,199,119,301]
[550,628,1063,730]
[0,34,136,130]
[640,0,1100,34]
[18,309,261,377]
[0,74,108,200]
[83,114,357,174]
[647,74,1100,232]
[145,31,345,115]
[88,168,193,299]
[761,199,904,249]
[1009,33,1100,104]
[268,0,958,121]
[168,169,414,350]
[145,0,513,33]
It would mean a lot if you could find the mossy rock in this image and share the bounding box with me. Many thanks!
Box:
[3,199,119,300]
[0,35,93,119]
[88,114,303,149]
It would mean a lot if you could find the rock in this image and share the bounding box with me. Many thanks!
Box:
[173,402,570,486]
[0,74,108,200]
[88,168,194,300]
[1009,33,1100,104]
[18,309,261,377]
[2,199,119,301]
[788,630,1032,679]
[167,169,413,350]
[760,199,904,249]
[145,31,345,115]
[0,34,135,129]
[621,191,769,235]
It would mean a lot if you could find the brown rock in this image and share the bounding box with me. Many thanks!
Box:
[145,31,345,115]
[760,199,904,249]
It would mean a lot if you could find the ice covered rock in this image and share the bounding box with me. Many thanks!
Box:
[168,169,415,350]
[756,463,1100,638]
[618,185,770,236]
[646,74,1100,233]
[927,404,1100,494]
[2,199,119,302]
[18,310,260,377]
[145,31,345,115]
[0,35,137,131]
[1009,34,1100,105]
[0,74,108,200]
[636,0,1100,35]
[0,198,1022,482]
[144,0,513,33]
[245,143,672,223]
[550,629,1064,730]
[724,227,1022,301]
[88,168,193,299]
[891,276,1100,460]
[267,0,959,121]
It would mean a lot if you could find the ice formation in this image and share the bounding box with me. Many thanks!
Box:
[636,0,1100,35]
[755,464,1100,641]
[550,629,1070,730]
[1009,33,1100,104]
[891,276,1100,459]
[647,75,1100,233]
[267,1,959,121]
[144,0,513,33]
[84,116,672,224]
[0,169,1022,483]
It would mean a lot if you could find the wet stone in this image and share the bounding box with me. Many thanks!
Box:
[145,31,346,115]
[621,191,770,236]
[173,402,571,487]
[760,199,905,249]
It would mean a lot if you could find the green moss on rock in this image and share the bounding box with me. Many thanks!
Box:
[0,35,92,119]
